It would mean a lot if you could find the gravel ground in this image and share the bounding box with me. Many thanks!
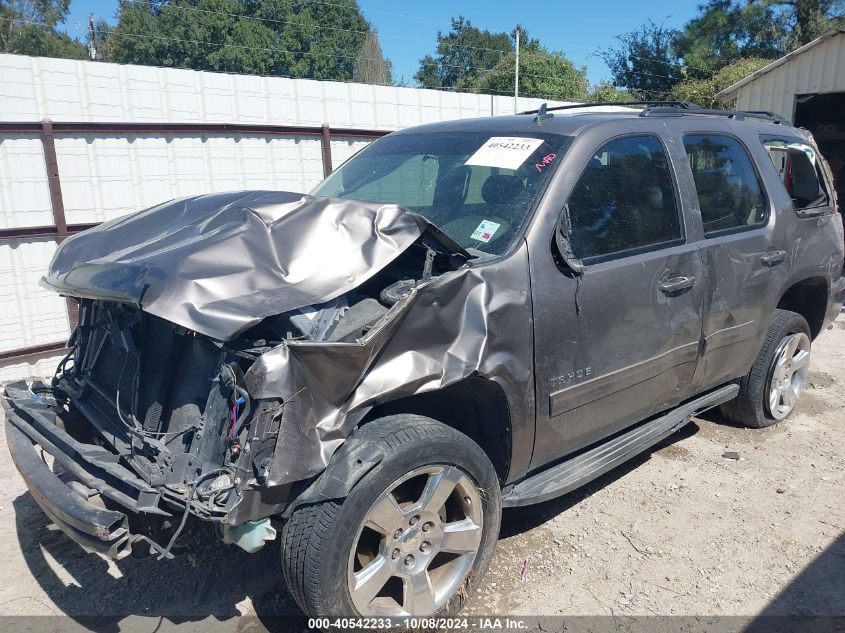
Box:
[0,314,843,632]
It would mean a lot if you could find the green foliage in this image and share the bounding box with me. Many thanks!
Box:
[102,0,381,80]
[787,0,845,47]
[675,0,788,75]
[586,82,638,103]
[675,0,844,75]
[671,57,772,108]
[473,48,588,100]
[0,0,86,58]
[414,16,512,91]
[598,20,685,98]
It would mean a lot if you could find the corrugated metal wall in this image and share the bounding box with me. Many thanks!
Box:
[732,32,845,121]
[0,53,567,381]
[1,53,557,125]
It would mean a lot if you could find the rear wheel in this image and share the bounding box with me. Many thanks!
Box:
[721,309,811,428]
[281,415,501,618]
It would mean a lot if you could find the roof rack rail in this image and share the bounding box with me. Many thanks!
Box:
[640,105,786,124]
[519,100,786,125]
[518,100,697,115]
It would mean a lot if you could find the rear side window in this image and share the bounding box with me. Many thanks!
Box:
[566,135,682,261]
[761,138,829,213]
[683,134,766,236]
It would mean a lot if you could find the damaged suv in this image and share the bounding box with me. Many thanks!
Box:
[4,102,844,619]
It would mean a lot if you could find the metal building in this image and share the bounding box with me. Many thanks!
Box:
[716,29,845,179]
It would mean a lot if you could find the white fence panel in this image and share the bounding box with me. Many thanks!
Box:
[52,133,327,225]
[0,135,53,229]
[0,54,566,127]
[0,235,70,382]
[0,239,70,351]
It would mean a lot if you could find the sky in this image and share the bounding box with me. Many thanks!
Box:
[61,0,706,85]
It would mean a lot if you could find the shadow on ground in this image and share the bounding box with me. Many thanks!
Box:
[13,492,297,630]
[499,420,702,538]
[15,414,842,631]
[15,423,706,629]
[744,532,845,632]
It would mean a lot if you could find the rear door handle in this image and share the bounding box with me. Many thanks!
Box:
[761,250,787,267]
[658,275,696,295]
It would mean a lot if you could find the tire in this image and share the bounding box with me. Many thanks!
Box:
[720,309,812,428]
[281,415,502,618]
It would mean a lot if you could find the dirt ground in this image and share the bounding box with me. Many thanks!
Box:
[0,315,843,632]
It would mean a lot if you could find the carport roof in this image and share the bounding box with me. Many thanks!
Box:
[716,29,845,103]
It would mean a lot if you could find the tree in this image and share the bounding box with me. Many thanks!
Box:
[784,0,845,47]
[587,82,638,103]
[414,16,512,91]
[0,0,87,58]
[353,30,391,85]
[102,0,381,81]
[675,0,844,75]
[675,1,788,75]
[598,20,685,99]
[671,57,772,108]
[473,47,588,100]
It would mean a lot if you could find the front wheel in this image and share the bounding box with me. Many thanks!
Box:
[721,309,812,428]
[281,415,501,618]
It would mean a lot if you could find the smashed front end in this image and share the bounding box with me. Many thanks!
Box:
[3,189,507,559]
[3,299,267,559]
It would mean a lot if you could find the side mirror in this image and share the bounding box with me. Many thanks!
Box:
[553,204,585,274]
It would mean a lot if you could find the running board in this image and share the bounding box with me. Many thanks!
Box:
[502,384,739,507]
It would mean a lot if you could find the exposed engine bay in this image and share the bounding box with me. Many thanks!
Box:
[46,234,459,555]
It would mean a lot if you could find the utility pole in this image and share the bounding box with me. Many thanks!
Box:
[88,14,97,61]
[514,27,520,114]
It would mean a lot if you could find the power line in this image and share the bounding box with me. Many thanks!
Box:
[85,2,717,78]
[1,17,496,91]
[299,0,450,25]
[0,16,720,102]
[94,25,514,78]
[541,38,715,77]
[92,24,596,89]
[1,12,716,92]
[119,0,502,54]
[122,0,373,39]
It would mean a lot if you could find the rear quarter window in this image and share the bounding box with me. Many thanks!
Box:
[760,137,831,215]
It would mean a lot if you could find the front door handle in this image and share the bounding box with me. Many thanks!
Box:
[761,250,787,267]
[658,275,696,295]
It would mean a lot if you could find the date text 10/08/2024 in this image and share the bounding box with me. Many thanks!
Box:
[307,617,530,629]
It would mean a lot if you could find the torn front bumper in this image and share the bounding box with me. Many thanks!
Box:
[2,383,169,559]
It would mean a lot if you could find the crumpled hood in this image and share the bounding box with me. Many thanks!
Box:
[42,191,428,341]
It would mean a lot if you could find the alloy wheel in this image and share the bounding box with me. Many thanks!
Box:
[766,332,811,420]
[346,464,483,616]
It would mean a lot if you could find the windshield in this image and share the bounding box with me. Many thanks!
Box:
[312,130,572,256]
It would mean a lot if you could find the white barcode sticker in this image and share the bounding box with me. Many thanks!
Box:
[465,137,544,170]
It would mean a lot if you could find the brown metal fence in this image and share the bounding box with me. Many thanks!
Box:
[0,120,390,362]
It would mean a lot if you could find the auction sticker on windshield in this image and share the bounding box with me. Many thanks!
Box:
[470,220,501,243]
[465,137,545,170]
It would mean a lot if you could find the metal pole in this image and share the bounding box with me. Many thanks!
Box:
[40,119,68,239]
[88,14,97,61]
[40,118,77,327]
[514,28,520,114]
[320,124,333,177]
